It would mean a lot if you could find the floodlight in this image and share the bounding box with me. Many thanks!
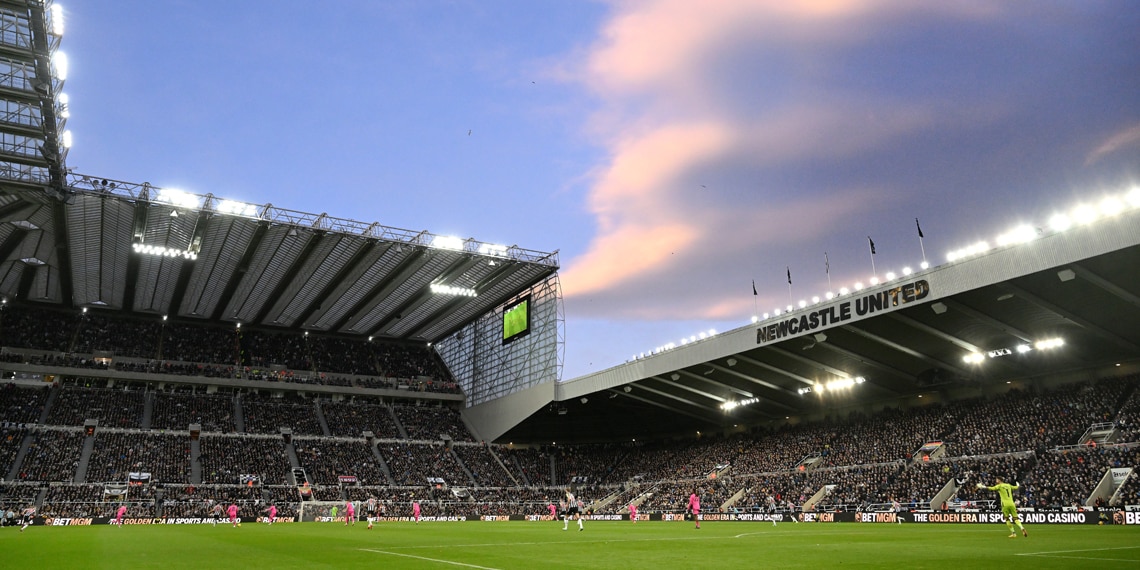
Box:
[853,282,863,291]
[839,287,849,295]
[762,312,769,319]
[824,292,834,300]
[1048,213,1072,232]
[1101,197,1124,216]
[156,188,200,209]
[798,300,807,308]
[623,386,632,392]
[902,267,912,276]
[919,261,929,269]
[869,277,879,285]
[52,51,68,80]
[1073,204,1097,225]
[477,243,508,256]
[751,315,759,323]
[432,235,464,250]
[1126,187,1140,207]
[811,296,820,304]
[996,224,1036,246]
[61,130,72,148]
[885,272,896,281]
[217,200,258,217]
[51,4,65,36]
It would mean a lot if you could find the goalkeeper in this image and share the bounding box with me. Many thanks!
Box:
[976,476,1027,538]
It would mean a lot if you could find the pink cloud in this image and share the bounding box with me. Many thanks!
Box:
[1085,122,1140,166]
[560,0,1006,315]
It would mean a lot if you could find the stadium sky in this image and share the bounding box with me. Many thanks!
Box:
[62,1,1139,380]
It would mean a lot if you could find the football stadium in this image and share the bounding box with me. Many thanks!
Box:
[2,2,1140,568]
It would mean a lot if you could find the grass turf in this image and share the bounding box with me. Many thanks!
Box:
[3,520,1139,569]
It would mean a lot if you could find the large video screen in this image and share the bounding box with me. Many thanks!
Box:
[502,296,531,345]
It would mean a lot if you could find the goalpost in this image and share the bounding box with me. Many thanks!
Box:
[297,501,355,523]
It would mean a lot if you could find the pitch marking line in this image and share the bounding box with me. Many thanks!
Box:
[361,548,502,569]
[1015,545,1140,562]
[369,529,876,552]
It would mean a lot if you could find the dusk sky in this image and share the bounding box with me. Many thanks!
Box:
[63,1,1139,380]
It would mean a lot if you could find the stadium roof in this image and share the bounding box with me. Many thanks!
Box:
[0,176,558,343]
[472,204,1140,444]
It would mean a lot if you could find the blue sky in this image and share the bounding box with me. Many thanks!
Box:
[61,1,1140,379]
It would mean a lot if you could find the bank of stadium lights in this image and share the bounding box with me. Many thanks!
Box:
[155,188,201,210]
[721,397,759,411]
[132,243,197,261]
[432,235,464,251]
[962,337,1064,364]
[477,243,508,256]
[629,328,717,361]
[750,188,1139,327]
[215,200,258,217]
[430,283,477,297]
[52,50,68,81]
[51,3,66,35]
[797,376,865,395]
[948,187,1140,264]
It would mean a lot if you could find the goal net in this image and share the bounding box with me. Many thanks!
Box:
[297,501,356,523]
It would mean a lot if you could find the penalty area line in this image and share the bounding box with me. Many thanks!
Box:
[1016,545,1140,558]
[360,548,502,569]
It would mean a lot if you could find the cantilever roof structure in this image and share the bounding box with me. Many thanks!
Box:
[0,176,559,344]
[467,202,1140,444]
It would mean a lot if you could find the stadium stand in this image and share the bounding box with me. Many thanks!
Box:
[3,305,1140,521]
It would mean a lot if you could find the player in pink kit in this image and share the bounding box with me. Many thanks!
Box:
[412,499,421,524]
[345,501,355,526]
[264,504,277,525]
[547,502,557,521]
[227,503,239,528]
[114,505,127,527]
[687,489,701,529]
[629,503,638,524]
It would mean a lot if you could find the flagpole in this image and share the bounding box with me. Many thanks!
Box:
[751,279,758,317]
[786,267,792,307]
[916,218,927,266]
[868,237,877,277]
[824,252,831,290]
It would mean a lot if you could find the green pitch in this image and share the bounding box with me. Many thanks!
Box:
[3,521,1138,569]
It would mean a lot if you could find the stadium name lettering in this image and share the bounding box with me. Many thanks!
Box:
[757,280,930,344]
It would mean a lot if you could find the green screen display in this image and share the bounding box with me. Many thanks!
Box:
[502,296,530,344]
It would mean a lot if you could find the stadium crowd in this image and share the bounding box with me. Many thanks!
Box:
[3,302,1140,521]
